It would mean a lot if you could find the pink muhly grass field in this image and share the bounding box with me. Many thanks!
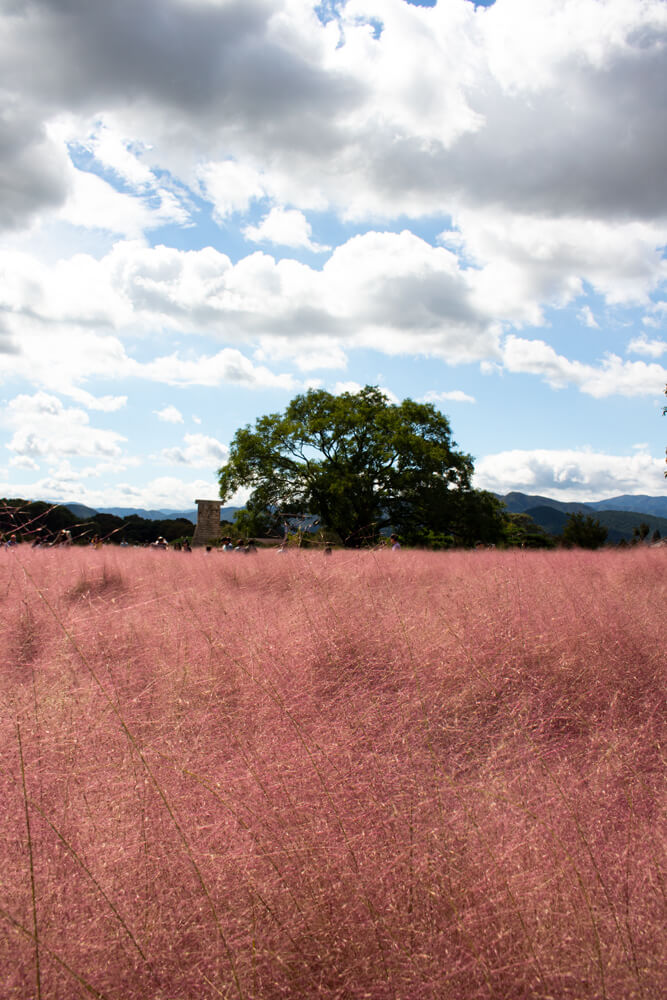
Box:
[1,544,664,999]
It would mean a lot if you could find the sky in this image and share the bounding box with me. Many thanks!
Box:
[1,0,666,511]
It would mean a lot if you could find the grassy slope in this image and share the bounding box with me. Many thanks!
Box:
[1,546,664,999]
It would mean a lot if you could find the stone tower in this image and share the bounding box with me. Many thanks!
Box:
[192,499,222,547]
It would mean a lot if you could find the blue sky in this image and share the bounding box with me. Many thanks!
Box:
[1,0,666,510]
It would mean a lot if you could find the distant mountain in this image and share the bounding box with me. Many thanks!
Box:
[63,504,240,523]
[500,491,667,519]
[505,492,667,542]
[95,507,195,521]
[588,494,667,518]
[501,492,592,515]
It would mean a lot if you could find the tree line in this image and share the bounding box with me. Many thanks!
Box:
[0,499,194,547]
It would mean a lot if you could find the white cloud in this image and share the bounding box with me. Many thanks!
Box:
[10,455,40,471]
[244,206,329,252]
[0,473,222,513]
[160,432,228,468]
[333,380,364,395]
[578,305,599,329]
[3,392,127,462]
[80,121,156,190]
[422,389,476,405]
[474,447,666,501]
[66,389,128,412]
[332,380,399,403]
[254,336,347,371]
[459,210,667,326]
[1,0,666,232]
[627,335,667,359]
[139,348,298,389]
[502,336,667,398]
[57,163,188,238]
[0,234,500,378]
[198,160,267,220]
[155,404,184,423]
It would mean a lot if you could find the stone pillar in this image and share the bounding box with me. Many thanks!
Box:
[192,499,222,547]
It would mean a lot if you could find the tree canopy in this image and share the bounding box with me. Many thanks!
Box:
[218,386,497,547]
[562,512,608,550]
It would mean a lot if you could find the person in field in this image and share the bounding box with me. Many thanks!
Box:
[390,534,401,550]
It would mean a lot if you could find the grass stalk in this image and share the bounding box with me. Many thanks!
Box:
[16,721,41,1000]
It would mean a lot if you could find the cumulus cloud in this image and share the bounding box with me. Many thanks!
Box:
[3,392,126,462]
[244,207,330,252]
[160,432,229,468]
[459,210,667,324]
[627,334,667,358]
[474,447,666,501]
[1,472,223,513]
[0,109,70,230]
[10,455,40,471]
[198,160,267,220]
[2,228,664,403]
[56,165,175,238]
[0,233,500,374]
[79,121,156,190]
[578,305,599,329]
[2,0,665,230]
[502,336,667,398]
[155,404,184,423]
[332,380,399,403]
[422,389,476,405]
[139,348,298,389]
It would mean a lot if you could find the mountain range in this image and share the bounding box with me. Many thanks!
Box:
[498,492,667,543]
[64,504,240,523]
[499,492,667,518]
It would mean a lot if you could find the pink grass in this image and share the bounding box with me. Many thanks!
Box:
[1,545,665,999]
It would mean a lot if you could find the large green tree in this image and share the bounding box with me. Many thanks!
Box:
[218,386,484,547]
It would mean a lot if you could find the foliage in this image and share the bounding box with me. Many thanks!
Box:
[400,486,508,547]
[562,512,608,549]
[231,505,282,541]
[0,498,80,542]
[501,511,556,548]
[1,546,664,999]
[218,385,496,547]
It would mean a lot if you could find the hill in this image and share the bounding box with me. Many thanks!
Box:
[522,505,667,543]
[500,491,667,518]
[500,491,591,515]
[64,502,100,520]
[589,494,667,518]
